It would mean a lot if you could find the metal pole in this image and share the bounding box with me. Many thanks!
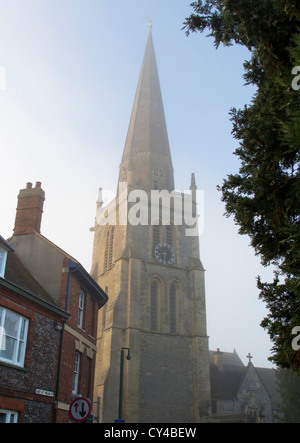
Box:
[118,348,124,419]
[97,397,100,424]
[53,321,66,423]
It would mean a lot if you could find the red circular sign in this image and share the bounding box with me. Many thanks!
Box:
[69,397,91,423]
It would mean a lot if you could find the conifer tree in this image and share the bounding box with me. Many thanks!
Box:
[184,0,300,371]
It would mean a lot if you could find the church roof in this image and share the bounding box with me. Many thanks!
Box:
[255,367,281,409]
[209,349,245,368]
[119,28,174,192]
[209,349,281,407]
[209,350,246,400]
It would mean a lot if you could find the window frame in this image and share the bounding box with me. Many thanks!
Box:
[0,247,7,278]
[72,351,81,395]
[77,290,85,329]
[0,408,18,423]
[0,307,29,368]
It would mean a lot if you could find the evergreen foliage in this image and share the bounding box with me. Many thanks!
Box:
[184,1,300,371]
[276,368,300,422]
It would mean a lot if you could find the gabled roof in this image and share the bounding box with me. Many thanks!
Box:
[34,233,108,307]
[7,231,108,310]
[209,350,246,399]
[5,251,55,304]
[255,367,281,409]
[0,235,14,252]
[29,231,79,263]
[69,259,108,309]
[209,350,245,368]
[209,349,280,407]
[1,250,69,319]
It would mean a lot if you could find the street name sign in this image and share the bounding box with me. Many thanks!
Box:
[35,389,54,398]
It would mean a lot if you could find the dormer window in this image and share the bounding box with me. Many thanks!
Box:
[0,247,7,278]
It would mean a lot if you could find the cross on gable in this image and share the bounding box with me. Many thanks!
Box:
[247,352,253,363]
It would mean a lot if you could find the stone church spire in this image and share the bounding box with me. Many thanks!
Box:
[118,27,174,192]
[92,27,211,423]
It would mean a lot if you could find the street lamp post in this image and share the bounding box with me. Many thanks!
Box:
[118,347,131,420]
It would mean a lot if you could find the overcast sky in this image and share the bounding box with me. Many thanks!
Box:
[0,0,275,367]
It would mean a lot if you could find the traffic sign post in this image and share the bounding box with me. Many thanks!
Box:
[69,397,91,423]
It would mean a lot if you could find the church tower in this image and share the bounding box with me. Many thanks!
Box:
[91,26,211,423]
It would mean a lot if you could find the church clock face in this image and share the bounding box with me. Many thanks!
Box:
[154,243,175,265]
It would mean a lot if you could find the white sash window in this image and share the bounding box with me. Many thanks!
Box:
[0,307,29,367]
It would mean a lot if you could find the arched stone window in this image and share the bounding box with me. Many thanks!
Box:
[108,227,114,267]
[166,224,173,247]
[150,281,158,331]
[152,225,160,258]
[104,227,114,271]
[169,284,176,333]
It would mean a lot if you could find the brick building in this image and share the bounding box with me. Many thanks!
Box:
[0,182,108,423]
[0,235,70,422]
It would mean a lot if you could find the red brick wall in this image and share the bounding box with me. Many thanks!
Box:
[13,182,45,235]
[0,285,63,423]
[55,260,99,422]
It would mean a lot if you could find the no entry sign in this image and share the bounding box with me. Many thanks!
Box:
[69,397,91,423]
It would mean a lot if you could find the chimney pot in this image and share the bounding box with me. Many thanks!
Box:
[214,348,224,372]
[13,181,45,235]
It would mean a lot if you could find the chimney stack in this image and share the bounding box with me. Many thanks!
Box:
[13,182,45,235]
[213,348,224,372]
